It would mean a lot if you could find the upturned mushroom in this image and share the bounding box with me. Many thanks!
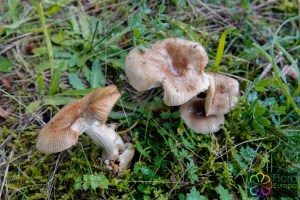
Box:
[125,38,210,106]
[179,73,239,134]
[179,97,225,134]
[205,73,239,116]
[36,85,134,172]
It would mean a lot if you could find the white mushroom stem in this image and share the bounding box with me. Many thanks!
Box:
[85,121,125,161]
[118,143,135,170]
[70,117,134,171]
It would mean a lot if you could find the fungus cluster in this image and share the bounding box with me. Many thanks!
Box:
[36,38,239,173]
[125,38,239,134]
[36,86,134,173]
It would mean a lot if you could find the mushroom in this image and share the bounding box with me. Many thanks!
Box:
[179,73,239,134]
[179,97,225,134]
[36,85,134,172]
[125,38,210,106]
[205,73,239,116]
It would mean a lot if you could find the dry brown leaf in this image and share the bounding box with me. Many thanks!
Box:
[0,107,11,118]
[1,79,11,91]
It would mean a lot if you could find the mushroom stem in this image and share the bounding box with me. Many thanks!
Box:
[69,113,134,172]
[85,121,125,161]
[70,116,125,160]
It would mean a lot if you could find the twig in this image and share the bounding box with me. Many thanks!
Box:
[259,55,282,80]
[215,137,269,159]
[0,151,32,167]
[0,149,15,198]
[0,136,12,149]
[167,163,191,198]
[46,153,63,200]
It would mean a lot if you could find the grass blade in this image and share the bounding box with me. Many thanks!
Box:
[214,27,236,70]
[49,62,64,95]
[33,0,54,78]
[253,43,300,117]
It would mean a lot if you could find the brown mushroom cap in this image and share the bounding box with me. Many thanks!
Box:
[205,73,239,116]
[36,85,121,154]
[125,38,210,106]
[179,97,225,134]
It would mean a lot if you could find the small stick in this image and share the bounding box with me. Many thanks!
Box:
[259,55,282,80]
[0,136,12,149]
[0,149,15,198]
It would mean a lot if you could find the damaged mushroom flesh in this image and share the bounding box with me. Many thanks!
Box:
[36,85,134,172]
[180,97,225,134]
[125,37,210,106]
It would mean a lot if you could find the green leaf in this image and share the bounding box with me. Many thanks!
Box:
[8,0,17,22]
[216,185,234,200]
[70,15,80,33]
[187,161,199,184]
[26,100,42,113]
[277,106,286,114]
[79,12,90,40]
[214,28,236,70]
[158,2,166,13]
[252,119,265,134]
[82,65,91,83]
[33,47,48,56]
[141,2,151,14]
[255,79,271,87]
[254,106,266,117]
[51,32,65,44]
[69,54,79,67]
[82,175,90,191]
[186,187,206,200]
[90,59,105,88]
[254,86,268,92]
[256,117,270,127]
[133,29,141,37]
[234,154,246,168]
[68,73,86,90]
[89,174,109,190]
[254,79,271,92]
[36,72,45,95]
[98,174,110,189]
[160,112,171,119]
[238,185,249,200]
[45,5,61,15]
[129,13,142,29]
[0,56,13,72]
[171,111,180,119]
[240,146,257,162]
[74,177,82,190]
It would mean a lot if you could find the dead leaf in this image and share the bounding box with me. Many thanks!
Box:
[0,107,11,118]
[1,79,11,91]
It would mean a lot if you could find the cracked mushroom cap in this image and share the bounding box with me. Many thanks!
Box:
[36,85,121,154]
[125,38,210,106]
[205,73,239,116]
[179,97,225,134]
